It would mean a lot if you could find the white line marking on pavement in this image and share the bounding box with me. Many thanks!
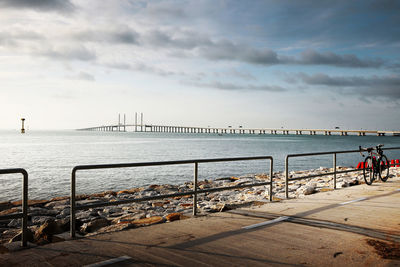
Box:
[84,256,131,267]
[243,216,290,230]
[339,197,367,205]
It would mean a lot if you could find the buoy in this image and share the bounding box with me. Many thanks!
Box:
[396,159,400,167]
[390,159,395,167]
[21,118,25,134]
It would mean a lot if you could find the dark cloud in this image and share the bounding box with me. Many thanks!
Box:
[39,45,96,61]
[184,81,286,92]
[297,72,400,99]
[0,0,75,13]
[218,0,400,50]
[104,62,183,77]
[140,30,382,68]
[73,27,138,45]
[145,2,186,20]
[292,50,384,68]
[142,30,212,49]
[199,40,279,65]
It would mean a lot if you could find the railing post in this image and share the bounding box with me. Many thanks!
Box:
[22,170,28,247]
[333,153,337,189]
[193,162,198,216]
[285,156,289,199]
[70,169,76,238]
[269,158,273,201]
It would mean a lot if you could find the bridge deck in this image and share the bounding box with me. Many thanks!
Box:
[78,124,400,136]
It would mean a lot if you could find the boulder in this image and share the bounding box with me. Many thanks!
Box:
[9,228,34,243]
[76,210,98,220]
[0,202,12,212]
[31,216,55,225]
[112,213,146,224]
[45,199,70,209]
[349,179,360,186]
[319,188,334,192]
[29,207,58,216]
[165,213,182,222]
[11,199,48,207]
[80,218,109,233]
[87,223,133,236]
[88,191,116,198]
[34,218,69,243]
[131,216,165,226]
[0,208,20,216]
[8,219,21,228]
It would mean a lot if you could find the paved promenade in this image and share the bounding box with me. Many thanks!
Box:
[1,177,399,266]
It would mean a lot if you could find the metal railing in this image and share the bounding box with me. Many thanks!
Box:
[70,156,273,237]
[285,147,400,198]
[0,168,28,247]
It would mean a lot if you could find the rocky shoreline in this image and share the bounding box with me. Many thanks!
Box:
[1,166,398,249]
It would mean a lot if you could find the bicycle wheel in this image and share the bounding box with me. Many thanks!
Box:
[379,155,390,182]
[363,156,375,185]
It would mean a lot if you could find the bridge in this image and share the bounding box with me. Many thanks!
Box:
[77,124,400,136]
[77,113,400,136]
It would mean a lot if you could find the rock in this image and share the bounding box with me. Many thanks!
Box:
[349,179,360,186]
[117,187,142,195]
[103,207,122,214]
[31,216,55,225]
[339,181,349,188]
[165,213,182,222]
[9,228,34,243]
[76,199,103,206]
[87,191,116,198]
[87,223,133,236]
[33,218,71,244]
[0,202,12,212]
[8,219,21,228]
[112,213,146,224]
[11,199,48,207]
[297,183,317,196]
[0,208,20,216]
[59,208,70,217]
[45,199,70,209]
[49,196,69,202]
[131,216,165,226]
[29,207,58,216]
[319,188,334,192]
[209,203,227,212]
[76,210,98,220]
[34,219,61,243]
[80,218,109,233]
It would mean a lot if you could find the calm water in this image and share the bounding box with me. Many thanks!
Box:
[1,130,400,201]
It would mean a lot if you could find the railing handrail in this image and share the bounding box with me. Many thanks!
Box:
[70,156,274,237]
[72,156,275,172]
[285,147,400,198]
[0,168,28,247]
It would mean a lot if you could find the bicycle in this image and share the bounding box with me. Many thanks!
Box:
[359,144,390,185]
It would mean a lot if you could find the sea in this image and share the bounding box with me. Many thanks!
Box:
[1,130,400,202]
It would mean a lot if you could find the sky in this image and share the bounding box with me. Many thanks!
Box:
[0,0,399,130]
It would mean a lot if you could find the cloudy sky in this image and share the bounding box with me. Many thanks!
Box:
[1,0,399,130]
